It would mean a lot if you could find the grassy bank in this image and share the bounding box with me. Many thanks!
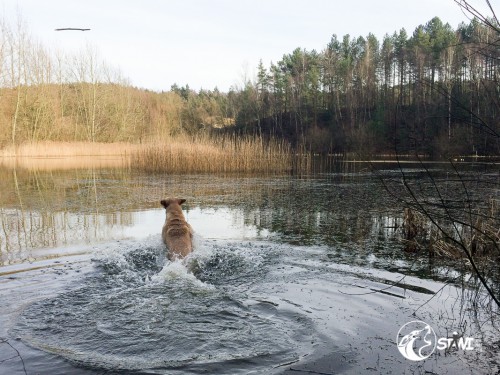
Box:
[0,141,138,157]
[0,136,299,173]
[0,142,137,170]
[131,135,293,174]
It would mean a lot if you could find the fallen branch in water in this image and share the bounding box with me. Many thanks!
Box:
[0,337,27,375]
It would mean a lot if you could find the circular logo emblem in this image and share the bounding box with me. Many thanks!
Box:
[396,320,437,361]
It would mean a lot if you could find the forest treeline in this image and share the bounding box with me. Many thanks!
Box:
[0,15,498,158]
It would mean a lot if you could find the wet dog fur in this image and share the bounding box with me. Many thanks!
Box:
[160,198,193,260]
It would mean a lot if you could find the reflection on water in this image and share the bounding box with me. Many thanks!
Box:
[0,164,402,267]
[0,159,499,374]
[0,166,133,265]
[0,162,497,282]
[0,208,135,265]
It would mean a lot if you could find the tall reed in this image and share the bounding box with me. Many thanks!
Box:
[131,135,293,174]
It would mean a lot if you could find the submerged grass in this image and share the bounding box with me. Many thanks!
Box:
[131,135,294,174]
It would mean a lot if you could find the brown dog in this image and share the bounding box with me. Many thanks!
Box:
[160,198,193,260]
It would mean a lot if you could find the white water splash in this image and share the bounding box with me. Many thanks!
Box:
[92,244,132,272]
[150,258,214,290]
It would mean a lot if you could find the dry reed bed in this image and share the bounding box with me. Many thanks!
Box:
[131,136,293,174]
[0,155,131,171]
[0,137,300,174]
[0,141,138,157]
[402,203,500,259]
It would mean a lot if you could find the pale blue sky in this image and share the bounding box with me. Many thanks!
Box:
[1,0,489,91]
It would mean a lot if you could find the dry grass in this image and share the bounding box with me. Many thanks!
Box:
[0,155,130,171]
[0,137,303,173]
[0,142,137,170]
[0,141,138,157]
[401,204,500,259]
[131,135,293,174]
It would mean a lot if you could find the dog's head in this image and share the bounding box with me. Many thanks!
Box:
[160,198,186,209]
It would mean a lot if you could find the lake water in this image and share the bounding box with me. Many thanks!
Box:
[0,160,498,374]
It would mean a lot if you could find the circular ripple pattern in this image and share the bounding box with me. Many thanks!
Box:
[12,238,315,374]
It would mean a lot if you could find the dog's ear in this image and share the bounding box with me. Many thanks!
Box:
[178,198,186,205]
[160,199,169,208]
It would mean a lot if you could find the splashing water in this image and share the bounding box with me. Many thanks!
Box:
[11,236,316,374]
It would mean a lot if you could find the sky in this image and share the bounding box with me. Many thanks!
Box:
[1,0,490,92]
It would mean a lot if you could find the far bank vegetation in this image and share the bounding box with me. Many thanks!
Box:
[0,13,498,168]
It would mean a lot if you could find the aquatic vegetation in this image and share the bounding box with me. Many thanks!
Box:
[0,136,304,174]
[131,135,294,174]
[401,202,500,259]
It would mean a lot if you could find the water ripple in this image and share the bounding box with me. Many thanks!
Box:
[12,237,315,374]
